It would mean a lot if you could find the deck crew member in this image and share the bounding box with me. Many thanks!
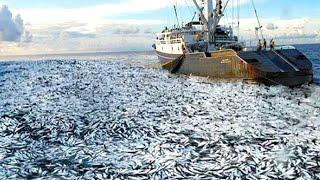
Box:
[194,32,201,42]
[257,39,262,51]
[270,39,275,50]
[263,39,267,50]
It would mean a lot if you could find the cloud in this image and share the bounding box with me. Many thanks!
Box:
[276,33,317,40]
[113,27,140,35]
[311,30,320,41]
[0,5,26,41]
[22,31,33,42]
[144,28,155,34]
[15,0,179,25]
[265,23,278,30]
[238,17,320,46]
[59,31,96,39]
[1,0,319,55]
[11,0,263,26]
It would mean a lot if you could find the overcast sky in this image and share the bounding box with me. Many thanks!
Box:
[0,0,320,55]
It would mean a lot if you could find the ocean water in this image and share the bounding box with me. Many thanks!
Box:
[0,44,319,179]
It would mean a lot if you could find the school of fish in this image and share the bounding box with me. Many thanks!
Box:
[0,46,320,179]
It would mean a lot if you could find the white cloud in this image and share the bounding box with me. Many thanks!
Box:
[0,5,26,41]
[59,31,96,39]
[237,17,320,45]
[15,0,177,25]
[315,30,320,41]
[265,23,278,30]
[113,27,140,35]
[1,0,319,55]
[14,0,261,26]
[0,0,165,55]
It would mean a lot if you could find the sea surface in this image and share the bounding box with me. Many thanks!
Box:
[0,44,319,179]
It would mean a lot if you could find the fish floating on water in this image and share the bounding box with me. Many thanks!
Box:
[0,54,319,179]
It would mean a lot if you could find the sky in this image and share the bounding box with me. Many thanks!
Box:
[0,0,320,55]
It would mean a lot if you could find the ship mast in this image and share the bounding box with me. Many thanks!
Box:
[192,0,224,50]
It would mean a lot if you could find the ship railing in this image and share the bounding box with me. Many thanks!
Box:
[215,36,237,42]
[171,39,183,44]
[275,45,296,50]
[157,38,183,45]
[243,45,296,52]
[216,40,238,43]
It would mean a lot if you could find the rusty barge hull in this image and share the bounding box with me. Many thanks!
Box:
[159,49,313,87]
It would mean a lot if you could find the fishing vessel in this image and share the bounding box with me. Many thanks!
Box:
[153,0,313,86]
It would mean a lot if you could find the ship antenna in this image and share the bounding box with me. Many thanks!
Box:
[251,0,264,39]
[191,11,197,22]
[173,5,180,28]
[237,0,240,39]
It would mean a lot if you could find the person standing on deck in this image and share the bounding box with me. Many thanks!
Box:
[270,39,275,50]
[257,39,262,51]
[263,39,267,50]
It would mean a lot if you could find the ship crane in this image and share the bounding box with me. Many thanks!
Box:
[192,0,225,50]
